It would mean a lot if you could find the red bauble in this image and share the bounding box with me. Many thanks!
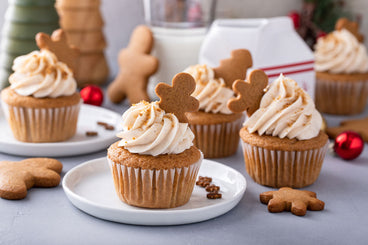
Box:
[288,11,300,29]
[334,131,364,160]
[317,31,327,39]
[80,85,104,106]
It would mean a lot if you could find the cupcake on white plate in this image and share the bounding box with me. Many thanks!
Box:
[107,73,203,209]
[1,49,80,142]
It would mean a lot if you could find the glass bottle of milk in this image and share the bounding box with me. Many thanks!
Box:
[143,0,217,100]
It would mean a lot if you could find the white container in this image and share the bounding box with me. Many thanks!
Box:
[199,17,316,99]
[148,27,207,100]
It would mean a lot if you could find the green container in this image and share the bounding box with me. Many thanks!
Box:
[5,5,59,23]
[2,21,59,39]
[0,37,38,55]
[8,0,56,7]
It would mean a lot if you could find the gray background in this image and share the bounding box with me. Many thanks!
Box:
[0,0,367,79]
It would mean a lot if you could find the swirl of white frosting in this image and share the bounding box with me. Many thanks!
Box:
[314,29,368,73]
[117,101,195,156]
[244,74,322,140]
[9,49,77,98]
[184,64,235,114]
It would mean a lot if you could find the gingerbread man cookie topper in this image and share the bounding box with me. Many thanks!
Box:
[214,49,253,88]
[107,25,159,104]
[155,72,199,123]
[228,69,268,116]
[0,158,63,200]
[36,29,79,72]
[335,17,364,43]
[326,117,368,142]
[260,187,325,216]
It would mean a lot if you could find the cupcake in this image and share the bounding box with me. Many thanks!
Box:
[184,49,252,158]
[1,48,80,142]
[107,73,203,209]
[230,71,328,188]
[314,18,368,115]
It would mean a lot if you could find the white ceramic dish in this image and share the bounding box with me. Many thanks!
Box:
[0,104,122,157]
[63,157,247,226]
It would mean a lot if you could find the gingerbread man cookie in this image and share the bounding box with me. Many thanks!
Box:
[36,29,79,72]
[108,25,159,104]
[213,49,253,88]
[260,187,325,216]
[335,17,364,43]
[155,72,199,123]
[228,69,268,116]
[0,158,63,200]
[326,117,368,142]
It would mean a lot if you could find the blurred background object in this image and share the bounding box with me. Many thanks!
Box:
[289,0,355,49]
[144,0,216,99]
[0,0,59,88]
[143,0,216,28]
[55,0,109,87]
[0,0,366,83]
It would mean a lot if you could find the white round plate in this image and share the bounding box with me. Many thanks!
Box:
[0,104,122,157]
[63,157,247,226]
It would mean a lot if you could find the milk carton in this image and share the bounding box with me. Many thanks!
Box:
[199,17,315,99]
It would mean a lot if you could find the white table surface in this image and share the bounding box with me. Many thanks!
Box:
[0,99,368,245]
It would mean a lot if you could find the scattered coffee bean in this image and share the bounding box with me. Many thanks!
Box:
[205,184,220,192]
[196,180,211,187]
[207,192,222,199]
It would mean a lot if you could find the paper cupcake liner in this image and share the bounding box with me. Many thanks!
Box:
[241,141,329,188]
[315,77,368,115]
[189,115,244,158]
[107,155,202,209]
[1,101,81,143]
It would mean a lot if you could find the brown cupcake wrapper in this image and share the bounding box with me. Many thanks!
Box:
[107,154,202,209]
[1,101,81,142]
[241,140,328,188]
[315,77,368,115]
[189,114,245,158]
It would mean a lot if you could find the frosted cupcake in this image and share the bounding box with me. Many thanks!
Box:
[229,71,328,188]
[107,73,203,209]
[314,18,368,115]
[184,49,252,158]
[1,49,80,142]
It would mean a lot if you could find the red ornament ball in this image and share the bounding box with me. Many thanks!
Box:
[288,11,300,29]
[317,31,327,39]
[334,131,364,160]
[80,85,104,106]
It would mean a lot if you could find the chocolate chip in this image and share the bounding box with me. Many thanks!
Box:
[86,131,98,136]
[97,121,115,130]
[104,124,115,130]
[97,121,108,126]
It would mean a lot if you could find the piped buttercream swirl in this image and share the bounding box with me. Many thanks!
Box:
[9,49,77,98]
[244,74,322,140]
[184,64,235,114]
[314,29,368,74]
[117,101,194,156]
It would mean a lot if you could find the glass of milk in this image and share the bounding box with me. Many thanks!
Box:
[143,0,217,100]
